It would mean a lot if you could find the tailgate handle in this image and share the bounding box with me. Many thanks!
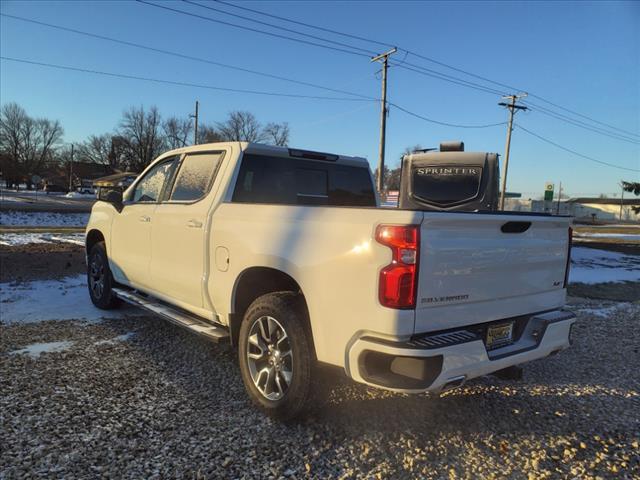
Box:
[501,221,531,233]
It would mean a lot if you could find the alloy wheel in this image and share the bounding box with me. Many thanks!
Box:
[246,316,293,401]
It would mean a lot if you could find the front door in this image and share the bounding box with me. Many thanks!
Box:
[109,157,178,288]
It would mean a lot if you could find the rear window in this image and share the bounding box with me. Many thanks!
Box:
[411,165,482,206]
[232,154,375,207]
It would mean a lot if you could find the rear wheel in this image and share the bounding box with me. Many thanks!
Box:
[238,292,314,420]
[87,241,119,310]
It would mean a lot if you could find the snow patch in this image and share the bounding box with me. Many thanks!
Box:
[576,303,629,318]
[570,247,640,284]
[65,191,94,198]
[584,224,640,229]
[9,341,74,358]
[94,332,136,345]
[575,232,640,241]
[0,275,141,324]
[0,211,89,227]
[0,232,85,247]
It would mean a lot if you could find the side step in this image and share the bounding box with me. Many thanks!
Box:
[113,288,229,344]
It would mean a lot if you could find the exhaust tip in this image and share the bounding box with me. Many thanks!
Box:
[442,375,466,391]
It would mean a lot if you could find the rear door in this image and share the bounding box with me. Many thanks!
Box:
[414,213,571,333]
[150,150,225,308]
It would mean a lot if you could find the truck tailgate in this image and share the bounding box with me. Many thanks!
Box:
[414,213,571,333]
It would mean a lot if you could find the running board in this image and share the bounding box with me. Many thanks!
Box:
[113,288,229,344]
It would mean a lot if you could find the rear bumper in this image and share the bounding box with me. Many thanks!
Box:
[346,309,576,393]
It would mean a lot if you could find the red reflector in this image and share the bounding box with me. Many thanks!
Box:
[376,225,420,309]
[563,226,573,288]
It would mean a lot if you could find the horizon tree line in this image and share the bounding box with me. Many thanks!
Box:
[0,102,290,188]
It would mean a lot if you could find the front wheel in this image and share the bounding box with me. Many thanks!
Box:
[238,292,314,420]
[87,241,119,310]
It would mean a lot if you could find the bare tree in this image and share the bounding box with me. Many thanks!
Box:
[163,116,193,149]
[109,135,133,171]
[263,122,290,146]
[216,111,266,143]
[0,102,63,187]
[198,123,225,143]
[0,103,24,170]
[77,134,111,165]
[118,105,164,172]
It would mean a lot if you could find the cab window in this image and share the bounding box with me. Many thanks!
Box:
[130,157,178,203]
[169,152,224,202]
[232,154,375,207]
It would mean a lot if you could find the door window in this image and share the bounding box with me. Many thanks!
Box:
[131,157,178,203]
[169,152,224,201]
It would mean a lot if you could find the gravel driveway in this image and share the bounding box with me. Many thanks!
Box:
[1,297,638,479]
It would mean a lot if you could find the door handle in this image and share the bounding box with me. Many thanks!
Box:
[139,215,151,222]
[187,219,203,228]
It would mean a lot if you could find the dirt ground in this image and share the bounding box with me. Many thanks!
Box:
[0,243,86,283]
[1,240,639,478]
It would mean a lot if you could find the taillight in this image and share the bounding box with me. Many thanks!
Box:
[563,227,573,288]
[376,224,420,309]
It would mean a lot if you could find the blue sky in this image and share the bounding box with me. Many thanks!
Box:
[1,0,638,197]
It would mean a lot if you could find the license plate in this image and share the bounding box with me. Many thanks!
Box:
[486,322,514,349]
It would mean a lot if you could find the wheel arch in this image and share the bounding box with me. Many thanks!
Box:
[85,229,106,255]
[230,267,314,353]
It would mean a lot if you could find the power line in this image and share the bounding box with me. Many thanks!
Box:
[528,93,640,139]
[389,62,506,96]
[138,0,507,98]
[0,11,507,126]
[135,0,370,58]
[205,0,639,140]
[389,102,507,128]
[213,0,515,95]
[1,56,509,131]
[0,56,374,101]
[10,8,636,145]
[0,13,375,101]
[136,1,512,100]
[169,0,508,97]
[515,123,640,172]
[213,0,394,49]
[183,0,377,56]
[523,100,640,145]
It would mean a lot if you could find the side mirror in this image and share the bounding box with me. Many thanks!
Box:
[99,188,124,212]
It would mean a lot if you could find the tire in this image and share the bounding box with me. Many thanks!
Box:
[238,292,314,421]
[87,241,120,310]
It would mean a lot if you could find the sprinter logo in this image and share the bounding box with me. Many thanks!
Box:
[415,167,480,176]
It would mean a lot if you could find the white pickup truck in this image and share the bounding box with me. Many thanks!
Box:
[86,142,576,419]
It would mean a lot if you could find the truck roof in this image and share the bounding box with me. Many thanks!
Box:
[163,142,369,168]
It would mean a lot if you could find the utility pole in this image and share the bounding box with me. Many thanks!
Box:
[556,181,562,215]
[371,47,396,196]
[68,143,74,192]
[498,93,528,210]
[620,181,625,220]
[190,100,199,145]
